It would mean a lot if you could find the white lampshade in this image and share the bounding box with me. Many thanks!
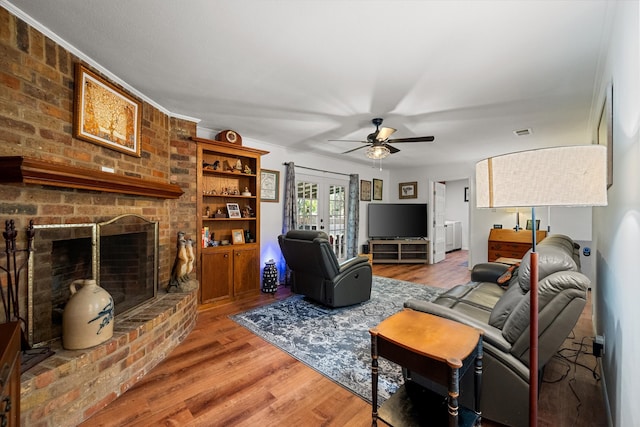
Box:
[476,145,608,208]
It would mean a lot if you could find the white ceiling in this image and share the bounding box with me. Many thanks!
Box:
[5,0,611,169]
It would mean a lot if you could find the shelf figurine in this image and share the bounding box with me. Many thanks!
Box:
[167,232,189,292]
[243,204,254,217]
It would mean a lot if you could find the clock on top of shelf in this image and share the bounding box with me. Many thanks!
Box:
[216,129,242,146]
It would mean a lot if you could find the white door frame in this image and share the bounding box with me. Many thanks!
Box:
[428,177,472,266]
[429,181,446,264]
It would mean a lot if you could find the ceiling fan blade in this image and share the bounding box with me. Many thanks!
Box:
[329,139,369,143]
[341,145,369,154]
[383,143,400,154]
[376,127,396,141]
[387,136,435,143]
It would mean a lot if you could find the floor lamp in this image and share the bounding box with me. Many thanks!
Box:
[475,145,608,426]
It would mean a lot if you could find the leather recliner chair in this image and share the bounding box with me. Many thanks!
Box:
[278,230,372,307]
[403,234,589,426]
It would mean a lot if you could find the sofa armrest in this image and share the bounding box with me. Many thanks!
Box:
[338,256,369,273]
[330,260,372,307]
[404,298,512,353]
[471,262,510,283]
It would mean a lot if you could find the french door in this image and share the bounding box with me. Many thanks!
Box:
[296,174,349,258]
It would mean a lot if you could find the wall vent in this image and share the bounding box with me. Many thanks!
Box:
[513,128,532,136]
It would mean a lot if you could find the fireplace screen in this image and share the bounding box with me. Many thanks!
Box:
[28,214,158,346]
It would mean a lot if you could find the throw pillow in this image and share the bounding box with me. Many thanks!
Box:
[497,264,519,287]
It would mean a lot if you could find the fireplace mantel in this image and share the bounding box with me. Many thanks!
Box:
[0,156,183,199]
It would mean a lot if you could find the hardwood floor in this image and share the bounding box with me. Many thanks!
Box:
[82,250,607,426]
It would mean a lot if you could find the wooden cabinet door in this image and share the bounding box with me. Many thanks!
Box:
[200,250,233,303]
[232,247,259,296]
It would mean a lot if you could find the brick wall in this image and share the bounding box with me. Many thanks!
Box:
[0,7,199,284]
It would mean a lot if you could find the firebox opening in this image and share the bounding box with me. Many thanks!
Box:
[28,214,158,347]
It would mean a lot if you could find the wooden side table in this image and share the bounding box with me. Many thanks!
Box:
[0,322,21,427]
[370,309,483,427]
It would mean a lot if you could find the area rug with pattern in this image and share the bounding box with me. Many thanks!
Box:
[231,276,445,404]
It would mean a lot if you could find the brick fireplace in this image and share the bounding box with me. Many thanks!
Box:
[3,187,200,427]
[0,149,200,427]
[0,9,200,425]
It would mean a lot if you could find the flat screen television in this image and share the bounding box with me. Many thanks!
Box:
[367,203,428,239]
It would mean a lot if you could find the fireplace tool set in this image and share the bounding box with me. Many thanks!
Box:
[1,219,53,372]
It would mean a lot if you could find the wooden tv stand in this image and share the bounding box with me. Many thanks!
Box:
[369,239,429,264]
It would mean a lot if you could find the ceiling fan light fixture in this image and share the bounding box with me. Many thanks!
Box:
[366,145,391,160]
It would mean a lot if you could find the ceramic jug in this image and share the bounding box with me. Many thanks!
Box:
[62,279,114,350]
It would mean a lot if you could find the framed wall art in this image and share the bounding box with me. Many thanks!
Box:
[260,169,280,202]
[597,83,613,188]
[464,186,469,202]
[526,219,541,231]
[399,181,417,199]
[73,63,142,157]
[373,178,383,201]
[360,180,372,201]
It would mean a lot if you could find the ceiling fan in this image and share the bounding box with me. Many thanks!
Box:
[331,118,435,159]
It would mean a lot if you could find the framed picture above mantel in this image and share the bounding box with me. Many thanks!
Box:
[73,63,142,157]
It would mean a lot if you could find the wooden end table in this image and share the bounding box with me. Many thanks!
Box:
[370,309,483,427]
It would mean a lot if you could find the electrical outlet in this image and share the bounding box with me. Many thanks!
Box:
[593,335,605,357]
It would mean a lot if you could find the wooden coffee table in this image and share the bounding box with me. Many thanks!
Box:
[370,309,483,427]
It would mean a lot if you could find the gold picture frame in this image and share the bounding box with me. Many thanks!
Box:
[373,178,383,201]
[260,169,280,202]
[360,180,372,201]
[231,229,245,245]
[399,181,417,199]
[73,63,142,157]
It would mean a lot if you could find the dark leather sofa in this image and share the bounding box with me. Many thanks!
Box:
[278,230,372,307]
[403,234,589,426]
